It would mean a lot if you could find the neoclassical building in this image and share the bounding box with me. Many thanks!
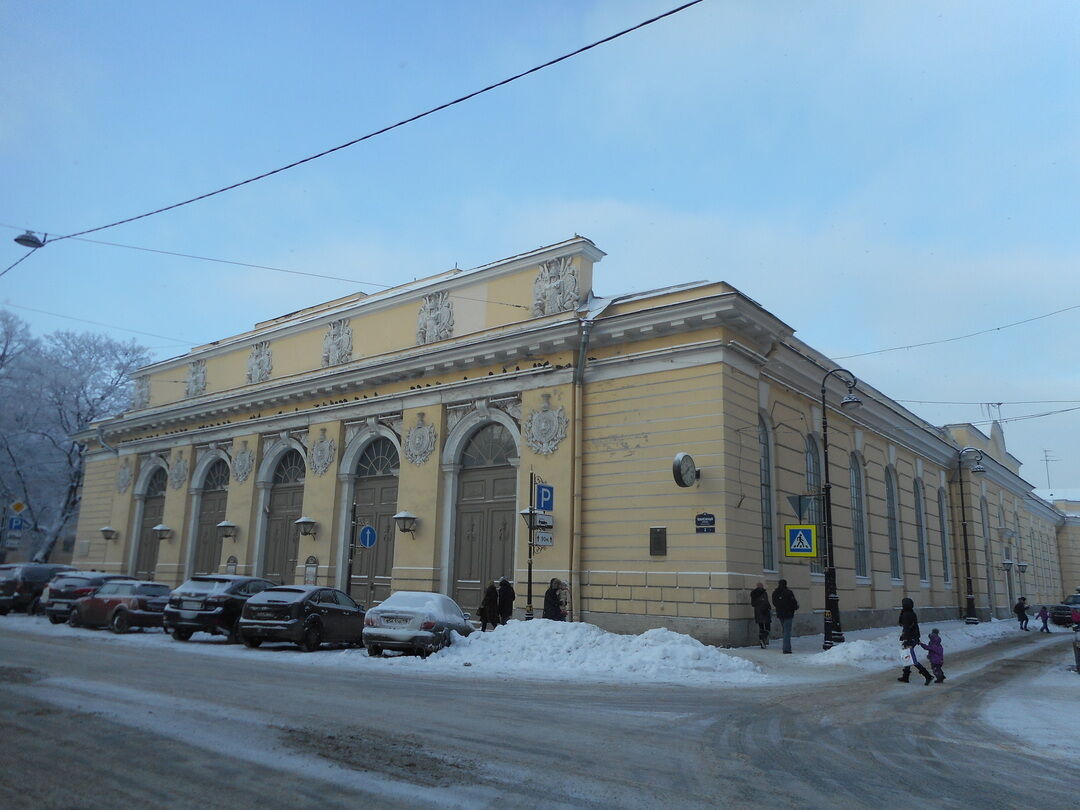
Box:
[72,237,1077,643]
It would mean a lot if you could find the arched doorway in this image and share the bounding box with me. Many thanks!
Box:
[349,437,399,606]
[452,423,517,609]
[192,459,229,575]
[135,468,167,580]
[264,449,305,584]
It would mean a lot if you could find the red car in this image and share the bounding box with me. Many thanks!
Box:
[68,579,171,633]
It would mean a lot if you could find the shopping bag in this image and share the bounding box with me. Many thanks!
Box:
[899,646,914,667]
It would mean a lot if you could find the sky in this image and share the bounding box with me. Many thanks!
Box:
[2,1,1078,496]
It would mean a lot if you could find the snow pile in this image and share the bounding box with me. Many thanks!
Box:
[428,620,766,685]
[802,618,1020,670]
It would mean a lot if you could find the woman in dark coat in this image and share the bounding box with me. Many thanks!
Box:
[479,581,500,631]
[497,577,516,624]
[542,578,563,620]
[897,597,933,685]
[750,582,772,648]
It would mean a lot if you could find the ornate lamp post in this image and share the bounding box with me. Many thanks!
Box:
[820,367,861,650]
[956,447,985,624]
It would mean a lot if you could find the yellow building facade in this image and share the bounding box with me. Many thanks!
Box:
[72,237,1078,644]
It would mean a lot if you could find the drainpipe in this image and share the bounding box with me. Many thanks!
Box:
[96,426,119,455]
[569,318,595,622]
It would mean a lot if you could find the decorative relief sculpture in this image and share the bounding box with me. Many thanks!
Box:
[185,359,207,397]
[532,256,579,316]
[524,394,568,455]
[446,404,471,432]
[169,453,189,489]
[494,397,522,423]
[416,291,454,345]
[247,341,272,384]
[404,412,437,466]
[131,377,150,410]
[116,459,133,494]
[311,429,337,476]
[233,441,255,483]
[322,319,353,367]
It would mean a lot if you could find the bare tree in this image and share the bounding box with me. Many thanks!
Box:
[0,311,150,561]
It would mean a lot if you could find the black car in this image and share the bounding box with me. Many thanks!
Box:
[163,575,276,642]
[238,585,366,651]
[42,571,131,623]
[1049,592,1080,626]
[0,563,77,615]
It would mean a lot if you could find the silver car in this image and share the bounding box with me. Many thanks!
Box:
[362,591,473,658]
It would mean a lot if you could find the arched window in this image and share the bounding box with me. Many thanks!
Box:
[849,454,868,578]
[146,467,167,497]
[885,467,902,580]
[356,438,399,477]
[937,488,952,583]
[203,459,230,491]
[461,424,515,468]
[273,449,305,484]
[805,435,823,573]
[913,480,928,582]
[759,417,775,571]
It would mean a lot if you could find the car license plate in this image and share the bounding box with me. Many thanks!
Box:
[179,610,198,620]
[384,616,408,625]
[182,600,202,610]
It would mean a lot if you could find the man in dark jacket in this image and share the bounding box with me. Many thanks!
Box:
[1013,597,1029,631]
[898,596,933,685]
[497,577,516,624]
[750,582,772,649]
[542,578,563,620]
[771,579,798,654]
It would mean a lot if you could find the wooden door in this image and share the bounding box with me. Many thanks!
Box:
[264,485,303,584]
[193,489,227,575]
[135,494,164,580]
[350,477,398,607]
[452,466,516,610]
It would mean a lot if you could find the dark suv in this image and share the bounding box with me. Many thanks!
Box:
[1049,592,1080,626]
[163,575,276,642]
[0,563,76,615]
[42,571,130,623]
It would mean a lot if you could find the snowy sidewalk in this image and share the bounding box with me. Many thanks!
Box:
[1,612,1069,689]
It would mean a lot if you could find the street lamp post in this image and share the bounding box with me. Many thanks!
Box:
[956,447,985,624]
[820,367,861,650]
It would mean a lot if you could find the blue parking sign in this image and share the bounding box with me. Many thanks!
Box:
[536,484,554,512]
[7,517,24,532]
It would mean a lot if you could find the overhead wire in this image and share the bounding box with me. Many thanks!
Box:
[0,302,195,344]
[21,1,704,247]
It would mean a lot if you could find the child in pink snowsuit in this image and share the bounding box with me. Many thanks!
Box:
[920,628,945,683]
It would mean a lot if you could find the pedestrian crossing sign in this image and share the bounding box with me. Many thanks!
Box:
[784,525,817,557]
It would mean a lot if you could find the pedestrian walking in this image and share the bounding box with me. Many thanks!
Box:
[897,597,933,685]
[497,576,516,625]
[771,579,798,654]
[919,628,947,683]
[750,581,772,648]
[479,580,500,632]
[557,579,570,620]
[1013,597,1029,631]
[1035,605,1051,633]
[542,577,563,620]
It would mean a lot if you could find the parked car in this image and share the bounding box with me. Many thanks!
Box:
[362,590,473,658]
[68,579,171,633]
[238,585,365,651]
[163,575,276,642]
[0,563,77,615]
[1049,591,1080,626]
[42,571,131,624]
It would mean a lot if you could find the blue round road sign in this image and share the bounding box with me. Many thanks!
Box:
[358,525,377,548]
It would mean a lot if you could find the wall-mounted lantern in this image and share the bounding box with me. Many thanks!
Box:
[216,520,238,541]
[1016,561,1028,574]
[1001,558,1014,573]
[294,516,318,538]
[152,524,172,542]
[393,511,419,535]
[100,526,118,542]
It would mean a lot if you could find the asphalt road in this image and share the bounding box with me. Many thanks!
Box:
[0,623,1076,810]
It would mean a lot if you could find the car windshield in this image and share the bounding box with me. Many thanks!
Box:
[178,578,232,593]
[251,587,309,603]
[377,591,462,620]
[1063,595,1080,605]
[51,576,95,589]
[137,584,170,596]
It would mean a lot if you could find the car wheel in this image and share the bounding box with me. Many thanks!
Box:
[417,647,431,659]
[48,614,65,624]
[67,609,82,628]
[366,644,382,657]
[243,636,262,648]
[171,628,193,641]
[110,611,130,634]
[299,624,322,652]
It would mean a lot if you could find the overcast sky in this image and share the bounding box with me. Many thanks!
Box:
[2,1,1078,497]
